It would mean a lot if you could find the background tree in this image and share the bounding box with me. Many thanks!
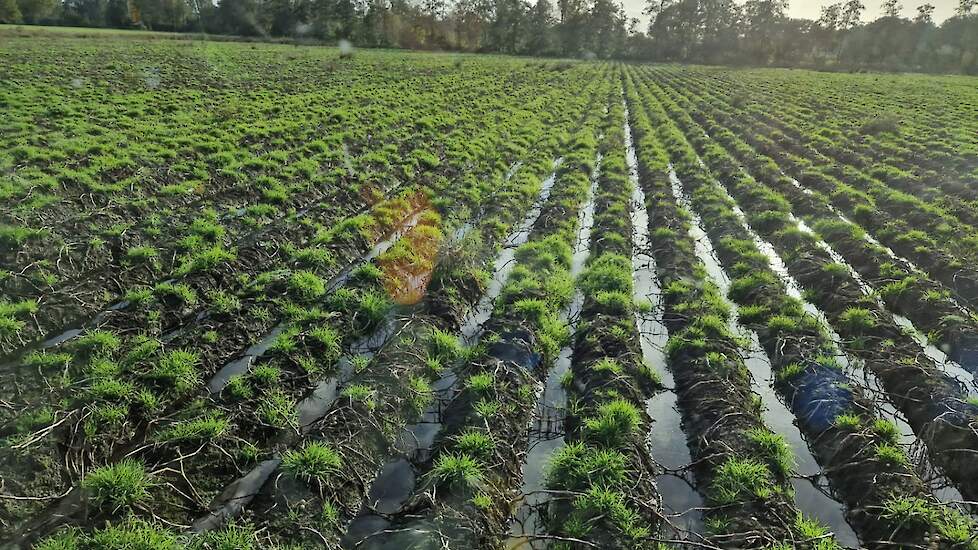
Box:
[742,0,788,64]
[16,0,57,21]
[841,0,865,28]
[0,0,22,22]
[10,0,978,74]
[555,0,586,55]
[915,2,935,23]
[699,0,740,62]
[881,0,901,18]
[648,0,702,60]
[525,0,555,54]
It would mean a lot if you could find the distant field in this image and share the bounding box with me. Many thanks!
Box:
[2,29,978,549]
[0,23,183,37]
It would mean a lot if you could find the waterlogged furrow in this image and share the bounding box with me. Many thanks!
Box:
[5,87,600,545]
[653,68,978,228]
[625,70,977,549]
[641,68,978,316]
[626,84,811,549]
[0,190,421,542]
[634,75,978,506]
[625,99,705,536]
[648,68,978,377]
[0,59,588,355]
[239,145,586,546]
[631,84,859,547]
[506,152,598,545]
[338,99,608,550]
[21,97,595,548]
[540,95,665,548]
[4,189,457,545]
[342,144,580,546]
[0,106,539,419]
[679,68,978,227]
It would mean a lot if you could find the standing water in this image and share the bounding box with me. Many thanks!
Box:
[343,159,568,546]
[668,166,859,546]
[507,151,602,549]
[623,104,704,536]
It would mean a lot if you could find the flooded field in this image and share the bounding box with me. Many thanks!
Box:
[2,31,978,549]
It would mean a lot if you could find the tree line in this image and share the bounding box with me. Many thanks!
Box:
[2,0,978,73]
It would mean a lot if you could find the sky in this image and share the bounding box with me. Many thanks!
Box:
[620,0,961,32]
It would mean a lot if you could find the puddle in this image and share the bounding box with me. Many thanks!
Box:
[297,310,409,429]
[190,458,281,533]
[208,325,286,392]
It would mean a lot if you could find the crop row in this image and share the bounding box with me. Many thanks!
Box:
[0,88,555,486]
[623,77,828,548]
[640,68,978,380]
[540,93,664,548]
[643,68,978,381]
[626,68,978,549]
[341,87,609,549]
[14,67,612,549]
[635,67,978,504]
[645,67,978,318]
[0,47,591,355]
[671,67,978,221]
[2,68,607,549]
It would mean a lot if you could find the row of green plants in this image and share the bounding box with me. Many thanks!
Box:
[669,67,978,224]
[355,93,608,549]
[542,93,665,549]
[625,68,978,549]
[656,66,978,245]
[1,81,575,541]
[233,92,605,546]
[2,185,430,545]
[0,52,593,447]
[20,67,608,549]
[633,70,978,506]
[625,73,820,549]
[0,49,593,354]
[647,67,978,316]
[649,67,978,377]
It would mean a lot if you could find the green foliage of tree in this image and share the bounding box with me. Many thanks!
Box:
[12,0,978,72]
[0,0,23,22]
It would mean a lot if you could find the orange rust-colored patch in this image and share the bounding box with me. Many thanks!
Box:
[367,190,430,244]
[377,209,443,305]
[359,182,386,207]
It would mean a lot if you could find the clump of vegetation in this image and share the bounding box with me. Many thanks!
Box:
[149,350,200,393]
[711,457,776,504]
[430,452,484,490]
[288,270,327,301]
[82,459,153,510]
[282,442,342,482]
